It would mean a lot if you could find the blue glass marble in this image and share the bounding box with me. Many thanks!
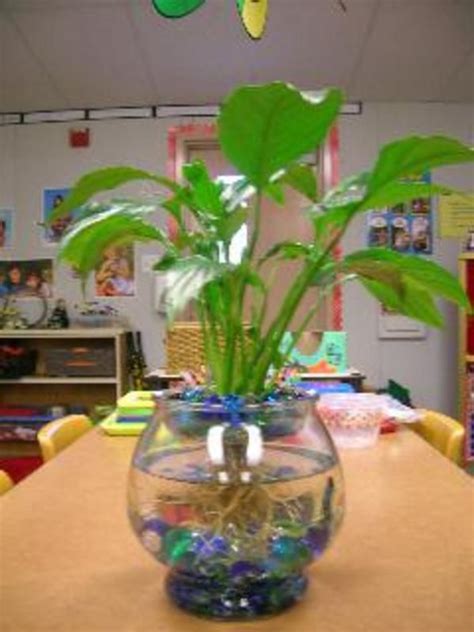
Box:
[166,569,308,619]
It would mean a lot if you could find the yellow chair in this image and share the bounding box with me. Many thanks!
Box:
[411,409,465,466]
[37,415,93,462]
[0,469,14,495]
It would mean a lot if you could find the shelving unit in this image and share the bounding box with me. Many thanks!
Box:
[458,253,474,462]
[0,328,128,410]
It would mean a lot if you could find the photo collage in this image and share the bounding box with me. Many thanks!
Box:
[367,173,433,255]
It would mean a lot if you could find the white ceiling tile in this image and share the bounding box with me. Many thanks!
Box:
[439,51,474,104]
[352,0,474,101]
[0,13,66,111]
[5,2,154,108]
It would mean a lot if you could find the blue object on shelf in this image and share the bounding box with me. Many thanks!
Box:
[295,381,354,395]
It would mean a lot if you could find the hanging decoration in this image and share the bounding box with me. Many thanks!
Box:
[151,0,268,40]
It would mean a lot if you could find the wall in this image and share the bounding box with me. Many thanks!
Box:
[0,103,472,415]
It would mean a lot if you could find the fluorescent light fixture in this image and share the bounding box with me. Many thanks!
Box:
[156,105,219,118]
[0,113,21,125]
[23,110,85,124]
[88,107,154,120]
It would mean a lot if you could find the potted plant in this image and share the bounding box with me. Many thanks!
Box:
[52,82,473,619]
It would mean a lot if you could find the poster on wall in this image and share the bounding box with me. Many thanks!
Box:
[438,193,474,238]
[42,188,78,244]
[95,245,135,297]
[0,258,54,298]
[0,210,14,249]
[367,173,433,255]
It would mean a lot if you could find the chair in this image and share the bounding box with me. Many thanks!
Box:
[0,469,14,495]
[37,415,93,462]
[411,409,465,465]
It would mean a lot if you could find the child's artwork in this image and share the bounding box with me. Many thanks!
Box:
[367,173,433,255]
[95,245,135,297]
[42,188,77,244]
[0,259,54,298]
[0,210,14,249]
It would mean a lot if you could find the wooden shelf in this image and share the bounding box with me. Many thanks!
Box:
[0,328,128,409]
[0,376,118,385]
[0,328,126,339]
[459,255,474,462]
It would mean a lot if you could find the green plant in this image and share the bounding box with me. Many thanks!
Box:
[51,82,473,396]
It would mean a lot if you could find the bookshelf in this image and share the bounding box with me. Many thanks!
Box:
[459,253,474,462]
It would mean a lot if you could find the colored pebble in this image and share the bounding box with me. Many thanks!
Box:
[303,524,331,557]
[166,569,308,619]
[163,528,194,565]
[270,536,313,570]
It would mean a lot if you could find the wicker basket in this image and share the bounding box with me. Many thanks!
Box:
[165,322,251,373]
[165,323,206,373]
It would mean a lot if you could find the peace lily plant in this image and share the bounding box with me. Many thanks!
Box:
[52,82,473,397]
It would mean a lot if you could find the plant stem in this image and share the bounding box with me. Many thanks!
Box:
[249,221,350,393]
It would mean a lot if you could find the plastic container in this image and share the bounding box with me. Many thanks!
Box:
[316,393,384,448]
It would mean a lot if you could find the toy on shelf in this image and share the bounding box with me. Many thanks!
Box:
[46,298,69,329]
[280,331,347,373]
[101,391,160,436]
[73,301,122,328]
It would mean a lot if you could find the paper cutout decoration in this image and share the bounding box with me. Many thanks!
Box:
[151,0,205,18]
[152,0,268,39]
[237,0,268,39]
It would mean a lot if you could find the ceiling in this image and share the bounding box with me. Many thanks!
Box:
[0,0,473,113]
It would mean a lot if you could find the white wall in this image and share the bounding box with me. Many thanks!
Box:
[340,102,473,416]
[0,102,472,415]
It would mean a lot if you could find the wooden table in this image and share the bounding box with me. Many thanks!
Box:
[1,428,473,632]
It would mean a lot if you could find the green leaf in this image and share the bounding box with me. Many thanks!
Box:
[360,181,456,212]
[259,241,313,265]
[221,177,256,211]
[183,161,225,216]
[162,196,185,228]
[310,203,358,245]
[163,256,228,321]
[153,251,179,272]
[344,248,470,308]
[361,277,444,327]
[367,136,474,195]
[50,166,179,219]
[216,208,247,242]
[278,164,318,202]
[323,172,370,208]
[264,182,285,205]
[218,82,342,188]
[57,201,167,279]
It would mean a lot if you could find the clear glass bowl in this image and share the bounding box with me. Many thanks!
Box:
[127,396,345,619]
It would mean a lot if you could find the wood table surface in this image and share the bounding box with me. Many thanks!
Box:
[1,427,473,632]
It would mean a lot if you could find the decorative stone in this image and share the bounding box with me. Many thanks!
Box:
[162,528,194,566]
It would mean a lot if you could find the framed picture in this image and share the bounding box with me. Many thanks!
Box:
[0,258,54,299]
[42,188,77,244]
[95,245,135,298]
[0,210,14,249]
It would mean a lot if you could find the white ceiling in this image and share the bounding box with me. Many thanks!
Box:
[0,0,473,113]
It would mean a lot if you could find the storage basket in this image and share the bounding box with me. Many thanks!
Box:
[0,345,37,379]
[43,346,116,377]
[165,322,252,373]
[165,323,206,373]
